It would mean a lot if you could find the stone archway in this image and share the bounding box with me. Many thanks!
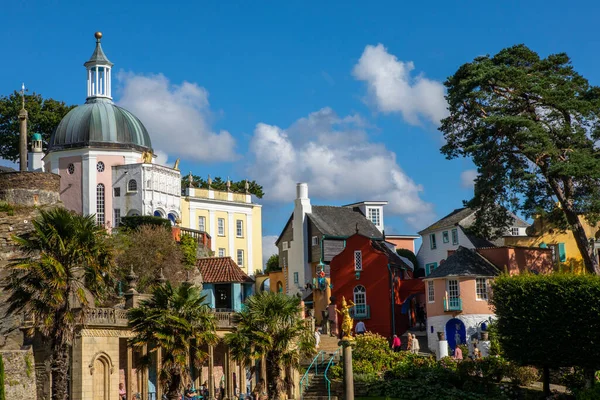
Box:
[89,352,114,400]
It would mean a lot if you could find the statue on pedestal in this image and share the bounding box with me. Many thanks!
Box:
[336,297,355,340]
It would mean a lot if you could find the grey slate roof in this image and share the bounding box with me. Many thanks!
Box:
[371,239,413,271]
[84,38,113,67]
[460,226,495,248]
[426,246,500,279]
[418,207,474,235]
[309,206,382,238]
[49,98,152,152]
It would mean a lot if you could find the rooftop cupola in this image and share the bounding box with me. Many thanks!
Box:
[84,32,113,100]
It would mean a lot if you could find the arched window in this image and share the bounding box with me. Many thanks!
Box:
[277,281,283,293]
[353,285,367,316]
[127,179,137,192]
[96,184,105,226]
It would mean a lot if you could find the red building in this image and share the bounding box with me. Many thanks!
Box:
[329,233,424,339]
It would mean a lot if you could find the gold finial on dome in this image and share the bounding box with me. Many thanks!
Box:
[94,31,103,41]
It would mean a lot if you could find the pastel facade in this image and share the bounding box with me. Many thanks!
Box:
[386,234,420,253]
[180,186,262,275]
[503,215,600,273]
[417,207,530,277]
[40,33,180,228]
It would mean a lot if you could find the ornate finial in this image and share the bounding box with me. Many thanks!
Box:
[188,172,194,188]
[173,158,180,170]
[126,265,138,291]
[226,177,231,192]
[20,83,28,110]
[207,174,212,189]
[157,268,167,284]
[95,31,103,41]
[245,179,250,194]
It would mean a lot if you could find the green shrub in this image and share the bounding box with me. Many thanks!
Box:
[560,367,586,393]
[506,365,539,386]
[179,234,197,268]
[354,372,379,383]
[575,384,600,400]
[120,215,172,230]
[477,356,510,383]
[327,364,342,380]
[352,332,395,371]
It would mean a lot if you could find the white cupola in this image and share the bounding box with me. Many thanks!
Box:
[84,32,113,100]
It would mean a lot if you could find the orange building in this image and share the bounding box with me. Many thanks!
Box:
[424,246,553,356]
[386,234,419,253]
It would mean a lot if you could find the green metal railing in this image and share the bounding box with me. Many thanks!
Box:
[324,348,341,400]
[300,350,325,395]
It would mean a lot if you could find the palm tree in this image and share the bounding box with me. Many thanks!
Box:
[127,282,217,400]
[3,208,115,400]
[225,291,315,400]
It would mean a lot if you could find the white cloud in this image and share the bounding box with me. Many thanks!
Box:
[116,72,237,163]
[460,169,478,189]
[262,235,279,267]
[353,44,448,126]
[248,107,434,229]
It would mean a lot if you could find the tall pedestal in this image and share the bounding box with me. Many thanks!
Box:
[342,341,354,400]
[437,340,449,360]
[208,345,215,400]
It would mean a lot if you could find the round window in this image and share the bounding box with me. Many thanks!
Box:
[67,163,75,175]
[96,161,105,172]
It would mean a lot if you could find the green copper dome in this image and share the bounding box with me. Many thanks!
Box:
[48,98,152,152]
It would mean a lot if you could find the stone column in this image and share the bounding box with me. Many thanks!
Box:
[238,364,244,396]
[142,344,148,400]
[18,107,27,172]
[156,346,163,399]
[437,340,449,360]
[224,348,233,399]
[208,345,215,400]
[342,341,354,400]
[127,347,133,400]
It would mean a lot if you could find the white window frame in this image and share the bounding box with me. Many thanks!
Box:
[476,278,488,301]
[353,285,367,315]
[127,179,137,193]
[293,272,299,284]
[368,208,380,226]
[96,184,105,226]
[430,233,437,250]
[198,216,206,232]
[282,241,289,250]
[510,227,520,236]
[236,219,244,238]
[354,250,363,271]
[218,248,226,257]
[113,208,121,227]
[452,228,459,245]
[237,249,244,267]
[428,281,435,303]
[447,279,460,299]
[312,236,319,246]
[218,218,225,236]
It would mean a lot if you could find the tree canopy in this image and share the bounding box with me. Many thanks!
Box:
[183,174,265,198]
[265,254,280,273]
[440,44,600,274]
[0,91,74,161]
[490,274,600,395]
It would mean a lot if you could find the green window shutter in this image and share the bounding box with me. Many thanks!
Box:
[558,243,566,262]
[539,243,548,249]
[433,262,438,270]
[425,264,431,276]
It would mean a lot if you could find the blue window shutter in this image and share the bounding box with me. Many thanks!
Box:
[539,243,548,249]
[558,243,566,262]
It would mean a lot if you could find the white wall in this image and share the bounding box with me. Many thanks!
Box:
[426,313,495,357]
[417,227,474,271]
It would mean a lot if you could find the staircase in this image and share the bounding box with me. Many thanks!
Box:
[300,336,341,400]
[302,375,338,400]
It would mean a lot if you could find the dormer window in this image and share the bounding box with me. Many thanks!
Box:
[510,227,520,236]
[368,208,380,226]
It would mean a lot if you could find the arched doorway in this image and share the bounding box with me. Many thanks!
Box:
[261,278,271,292]
[277,281,283,293]
[445,318,466,350]
[90,353,113,400]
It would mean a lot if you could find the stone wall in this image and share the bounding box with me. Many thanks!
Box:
[0,172,61,207]
[0,348,37,400]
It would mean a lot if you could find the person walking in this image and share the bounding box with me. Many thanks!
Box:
[355,320,366,335]
[406,333,413,352]
[453,345,463,360]
[391,335,402,352]
[411,334,420,354]
[314,327,321,349]
[327,299,338,337]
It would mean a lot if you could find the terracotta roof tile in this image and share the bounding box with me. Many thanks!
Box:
[196,257,254,283]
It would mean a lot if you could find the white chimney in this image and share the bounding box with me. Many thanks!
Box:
[288,183,312,295]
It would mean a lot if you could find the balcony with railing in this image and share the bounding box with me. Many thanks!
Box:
[443,297,462,312]
[350,304,371,320]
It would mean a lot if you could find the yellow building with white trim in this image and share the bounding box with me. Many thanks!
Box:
[181,186,263,275]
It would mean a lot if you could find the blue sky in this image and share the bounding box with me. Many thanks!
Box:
[2,1,600,259]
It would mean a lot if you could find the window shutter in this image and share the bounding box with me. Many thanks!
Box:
[558,243,566,262]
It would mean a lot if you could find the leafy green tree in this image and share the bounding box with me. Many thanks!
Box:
[490,274,600,395]
[440,44,600,274]
[396,249,418,270]
[265,254,280,273]
[3,208,115,400]
[180,234,198,268]
[0,91,74,161]
[182,174,265,198]
[128,282,217,400]
[224,292,315,400]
